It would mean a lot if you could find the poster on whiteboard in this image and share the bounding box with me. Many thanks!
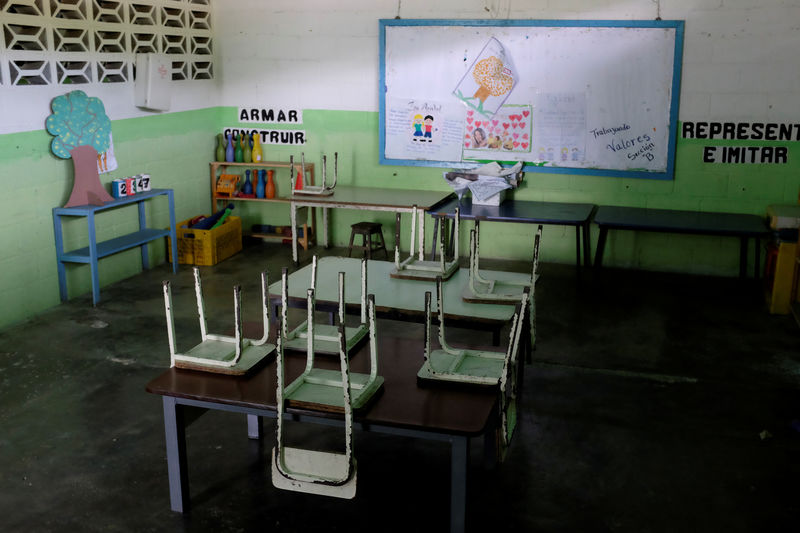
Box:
[532,93,587,164]
[384,97,465,161]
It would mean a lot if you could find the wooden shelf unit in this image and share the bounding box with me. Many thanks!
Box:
[210,161,316,250]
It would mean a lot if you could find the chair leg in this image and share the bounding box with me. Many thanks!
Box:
[348,230,356,257]
[363,233,371,260]
[377,229,388,259]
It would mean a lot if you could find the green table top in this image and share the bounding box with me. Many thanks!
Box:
[269,256,520,325]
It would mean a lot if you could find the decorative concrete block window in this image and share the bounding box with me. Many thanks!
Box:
[0,0,213,86]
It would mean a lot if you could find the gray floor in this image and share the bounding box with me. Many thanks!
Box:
[1,240,799,532]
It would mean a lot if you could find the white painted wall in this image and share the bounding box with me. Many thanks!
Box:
[215,0,800,122]
[4,0,798,134]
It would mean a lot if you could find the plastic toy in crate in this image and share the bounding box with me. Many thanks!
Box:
[168,215,243,266]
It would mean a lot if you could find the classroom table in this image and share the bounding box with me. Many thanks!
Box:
[427,197,597,268]
[146,332,498,533]
[593,205,770,279]
[269,256,520,344]
[289,186,453,265]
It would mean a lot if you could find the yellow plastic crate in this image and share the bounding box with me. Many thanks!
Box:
[168,216,242,266]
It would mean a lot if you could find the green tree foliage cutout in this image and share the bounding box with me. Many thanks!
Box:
[46,90,114,206]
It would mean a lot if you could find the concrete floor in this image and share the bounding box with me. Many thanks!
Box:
[1,240,799,532]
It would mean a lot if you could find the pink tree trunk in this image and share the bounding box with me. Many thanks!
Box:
[64,145,114,207]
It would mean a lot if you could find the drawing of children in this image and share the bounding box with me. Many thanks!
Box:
[423,115,434,142]
[561,147,568,161]
[472,127,488,148]
[412,114,424,141]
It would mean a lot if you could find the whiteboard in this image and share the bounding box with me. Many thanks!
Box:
[379,19,685,180]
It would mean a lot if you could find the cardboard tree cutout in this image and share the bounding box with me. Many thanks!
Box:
[46,90,114,207]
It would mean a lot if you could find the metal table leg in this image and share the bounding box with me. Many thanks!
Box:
[739,236,747,279]
[450,435,469,533]
[162,397,190,513]
[247,414,262,440]
[594,227,609,267]
[582,221,592,268]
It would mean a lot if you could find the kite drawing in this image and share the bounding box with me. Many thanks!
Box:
[453,37,517,118]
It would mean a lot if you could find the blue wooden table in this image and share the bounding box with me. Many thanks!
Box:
[593,205,769,278]
[52,188,178,305]
[427,197,597,267]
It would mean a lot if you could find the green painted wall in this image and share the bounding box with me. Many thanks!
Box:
[0,107,221,329]
[227,107,800,274]
[1,105,798,330]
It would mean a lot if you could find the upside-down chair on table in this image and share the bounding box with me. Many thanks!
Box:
[391,206,460,281]
[281,256,369,355]
[161,267,275,375]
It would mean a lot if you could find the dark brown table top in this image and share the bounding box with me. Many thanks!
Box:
[146,328,497,437]
[291,186,453,211]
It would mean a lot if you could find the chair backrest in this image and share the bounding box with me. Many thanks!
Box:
[274,320,355,486]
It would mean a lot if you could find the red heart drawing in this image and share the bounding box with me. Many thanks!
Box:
[492,119,499,126]
[475,121,482,127]
[467,110,474,116]
[503,123,510,129]
[512,123,518,129]
[522,110,530,118]
[513,142,520,148]
[466,117,473,124]
[519,122,526,129]
[465,134,471,139]
[521,142,529,149]
[522,133,529,139]
[513,133,519,139]
[465,142,471,148]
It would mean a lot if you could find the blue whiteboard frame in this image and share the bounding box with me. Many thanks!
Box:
[379,19,685,180]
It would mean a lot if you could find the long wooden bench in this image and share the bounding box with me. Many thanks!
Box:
[593,205,769,279]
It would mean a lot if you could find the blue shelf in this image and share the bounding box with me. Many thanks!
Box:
[60,229,172,263]
[53,188,178,305]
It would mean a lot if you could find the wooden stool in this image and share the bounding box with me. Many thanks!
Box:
[348,222,387,259]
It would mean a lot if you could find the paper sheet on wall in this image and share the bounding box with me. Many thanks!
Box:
[97,132,117,174]
[532,93,586,164]
[453,37,517,119]
[462,104,532,161]
[384,97,465,161]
